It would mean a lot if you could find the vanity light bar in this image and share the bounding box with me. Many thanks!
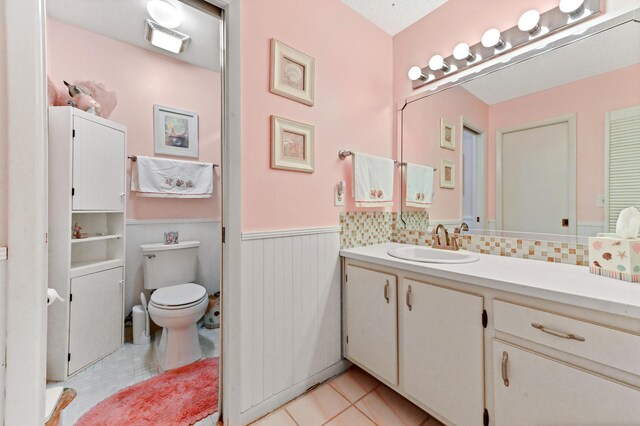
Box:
[409,0,600,89]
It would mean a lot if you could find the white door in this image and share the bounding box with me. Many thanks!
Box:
[69,267,123,375]
[72,116,125,211]
[401,279,484,426]
[345,265,398,385]
[497,116,576,234]
[494,340,640,425]
[462,126,485,228]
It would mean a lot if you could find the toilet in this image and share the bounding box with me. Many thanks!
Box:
[141,240,208,371]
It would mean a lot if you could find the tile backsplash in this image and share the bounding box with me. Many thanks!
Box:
[340,211,589,266]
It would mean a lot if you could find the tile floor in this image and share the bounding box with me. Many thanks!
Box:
[48,325,220,426]
[251,367,443,426]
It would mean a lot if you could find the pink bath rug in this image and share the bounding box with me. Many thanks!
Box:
[75,357,218,426]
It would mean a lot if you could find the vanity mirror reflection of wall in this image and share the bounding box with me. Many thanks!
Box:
[401,16,640,238]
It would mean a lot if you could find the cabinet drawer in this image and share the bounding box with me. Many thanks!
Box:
[494,300,640,376]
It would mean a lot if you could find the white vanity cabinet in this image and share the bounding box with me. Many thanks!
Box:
[344,261,486,425]
[400,279,484,426]
[344,265,398,385]
[47,106,126,381]
[493,340,640,424]
[341,244,640,426]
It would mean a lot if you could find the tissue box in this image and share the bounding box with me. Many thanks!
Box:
[589,233,640,283]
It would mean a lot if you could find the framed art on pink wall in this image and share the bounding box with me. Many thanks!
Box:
[271,115,314,173]
[154,104,199,158]
[270,39,315,106]
[440,118,456,150]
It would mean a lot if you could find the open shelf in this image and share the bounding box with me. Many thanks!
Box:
[71,234,122,244]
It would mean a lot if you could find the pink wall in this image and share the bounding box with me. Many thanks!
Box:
[46,18,221,220]
[393,0,560,103]
[241,0,394,232]
[488,64,640,222]
[402,86,489,220]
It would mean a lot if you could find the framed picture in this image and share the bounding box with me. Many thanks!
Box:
[154,105,199,158]
[270,39,315,106]
[440,118,456,150]
[271,116,314,173]
[440,159,455,189]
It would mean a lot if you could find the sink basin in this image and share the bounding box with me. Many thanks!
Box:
[387,246,480,264]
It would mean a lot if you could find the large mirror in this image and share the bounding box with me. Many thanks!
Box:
[401,13,640,238]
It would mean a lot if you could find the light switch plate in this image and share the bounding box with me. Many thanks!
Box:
[596,194,605,207]
[334,185,344,206]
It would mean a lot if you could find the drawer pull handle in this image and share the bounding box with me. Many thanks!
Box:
[501,351,509,387]
[406,285,412,311]
[384,280,390,304]
[531,323,585,342]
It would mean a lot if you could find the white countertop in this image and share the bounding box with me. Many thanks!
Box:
[341,243,640,320]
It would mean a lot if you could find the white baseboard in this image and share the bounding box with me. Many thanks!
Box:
[240,360,350,425]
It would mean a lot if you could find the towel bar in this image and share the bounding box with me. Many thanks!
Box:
[128,155,218,169]
[338,150,435,170]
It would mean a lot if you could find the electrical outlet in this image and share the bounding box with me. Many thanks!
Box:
[596,194,605,207]
[334,182,345,206]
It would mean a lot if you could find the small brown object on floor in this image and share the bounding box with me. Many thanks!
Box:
[45,388,77,426]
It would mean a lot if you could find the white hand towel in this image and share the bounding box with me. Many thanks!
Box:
[405,163,434,208]
[131,156,213,198]
[352,153,394,207]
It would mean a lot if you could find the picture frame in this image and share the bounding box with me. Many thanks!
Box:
[271,115,314,173]
[154,105,199,158]
[440,159,455,189]
[440,118,456,150]
[270,39,315,106]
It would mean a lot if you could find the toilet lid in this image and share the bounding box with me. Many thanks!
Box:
[150,283,206,307]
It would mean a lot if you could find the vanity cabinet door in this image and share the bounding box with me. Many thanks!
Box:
[68,267,124,375]
[72,116,126,211]
[345,265,398,385]
[401,279,484,426]
[493,340,640,425]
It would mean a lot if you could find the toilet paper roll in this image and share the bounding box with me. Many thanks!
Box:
[47,288,64,306]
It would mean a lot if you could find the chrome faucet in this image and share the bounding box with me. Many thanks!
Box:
[451,222,469,250]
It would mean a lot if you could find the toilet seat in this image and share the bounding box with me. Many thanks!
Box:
[150,283,207,310]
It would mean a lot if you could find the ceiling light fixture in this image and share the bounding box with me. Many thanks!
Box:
[481,28,505,49]
[147,0,183,28]
[453,43,476,61]
[145,20,190,54]
[518,10,541,34]
[428,55,450,72]
[559,0,585,17]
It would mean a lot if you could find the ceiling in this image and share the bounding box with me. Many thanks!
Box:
[47,0,221,72]
[341,0,448,36]
[461,21,640,105]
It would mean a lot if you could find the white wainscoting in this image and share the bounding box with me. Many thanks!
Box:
[125,219,221,314]
[240,227,345,421]
[0,247,7,421]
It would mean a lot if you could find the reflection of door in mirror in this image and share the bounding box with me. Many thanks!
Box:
[462,126,485,229]
[496,116,576,235]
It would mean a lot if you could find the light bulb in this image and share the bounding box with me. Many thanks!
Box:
[147,0,183,29]
[408,66,424,81]
[428,55,450,72]
[518,9,541,34]
[453,42,475,61]
[481,28,504,48]
[559,0,585,16]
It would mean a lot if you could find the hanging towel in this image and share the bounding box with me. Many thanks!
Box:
[405,163,434,208]
[352,153,395,207]
[131,156,213,198]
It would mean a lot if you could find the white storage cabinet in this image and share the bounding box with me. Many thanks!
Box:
[47,106,126,381]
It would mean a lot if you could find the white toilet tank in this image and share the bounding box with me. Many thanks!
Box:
[141,241,200,289]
